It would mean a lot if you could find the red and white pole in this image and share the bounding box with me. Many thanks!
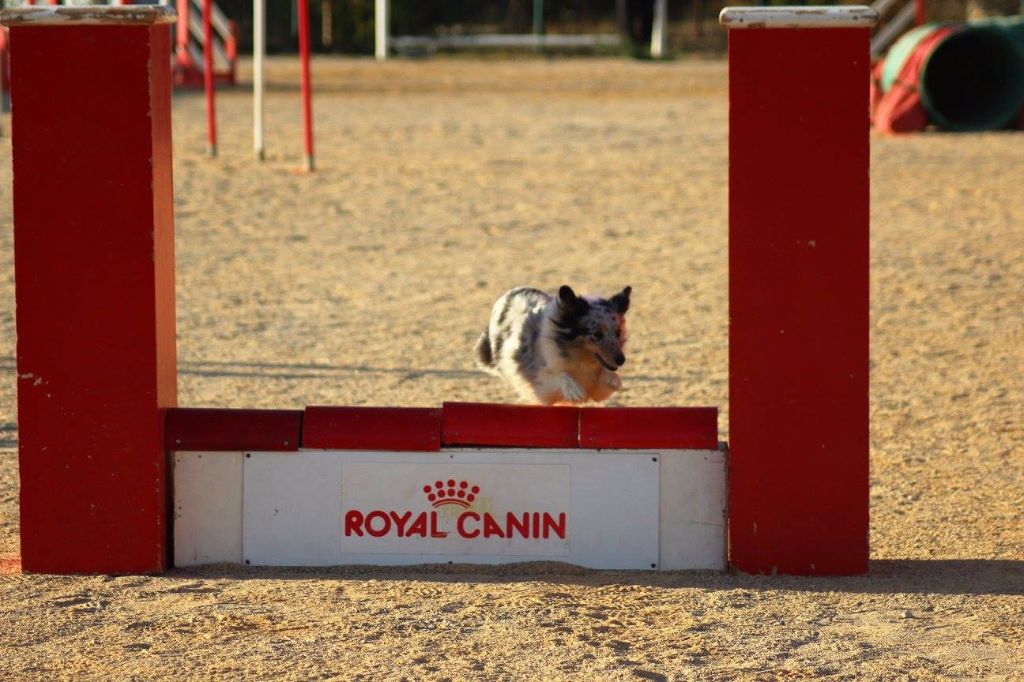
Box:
[0,5,178,574]
[0,27,8,134]
[720,6,876,576]
[297,0,314,171]
[203,0,217,156]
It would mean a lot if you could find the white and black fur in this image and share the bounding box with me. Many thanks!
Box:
[475,285,631,405]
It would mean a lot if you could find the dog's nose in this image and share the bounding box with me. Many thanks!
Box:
[614,352,626,366]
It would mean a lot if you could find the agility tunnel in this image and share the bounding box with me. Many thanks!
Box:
[874,18,1024,132]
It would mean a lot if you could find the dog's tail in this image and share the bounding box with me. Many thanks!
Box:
[474,330,497,372]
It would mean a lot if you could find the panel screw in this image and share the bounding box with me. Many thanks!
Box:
[245,453,251,458]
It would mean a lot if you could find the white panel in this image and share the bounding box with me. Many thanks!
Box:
[243,449,660,570]
[173,451,243,566]
[659,449,727,570]
[243,451,345,566]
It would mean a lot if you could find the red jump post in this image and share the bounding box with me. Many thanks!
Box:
[721,6,877,575]
[1,6,178,574]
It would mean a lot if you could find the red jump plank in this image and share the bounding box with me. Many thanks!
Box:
[579,407,718,450]
[166,408,303,452]
[442,402,579,448]
[303,406,442,451]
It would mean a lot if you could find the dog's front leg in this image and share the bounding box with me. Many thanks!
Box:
[559,372,586,403]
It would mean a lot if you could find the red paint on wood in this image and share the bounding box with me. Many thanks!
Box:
[10,22,176,573]
[166,408,302,451]
[579,407,718,450]
[442,402,579,448]
[303,406,442,451]
[727,27,870,575]
[202,0,216,154]
[297,0,314,170]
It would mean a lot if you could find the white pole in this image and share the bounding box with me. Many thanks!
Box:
[651,0,667,58]
[375,0,388,61]
[254,0,266,159]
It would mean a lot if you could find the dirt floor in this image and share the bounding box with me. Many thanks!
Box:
[0,56,1022,680]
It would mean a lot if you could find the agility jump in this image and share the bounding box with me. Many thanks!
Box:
[1,5,875,576]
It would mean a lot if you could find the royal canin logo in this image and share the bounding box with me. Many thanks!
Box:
[425,479,479,508]
[344,479,567,540]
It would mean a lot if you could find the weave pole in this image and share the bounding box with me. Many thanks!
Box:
[203,0,217,157]
[297,0,314,171]
[253,0,265,159]
[722,6,877,575]
[1,6,178,574]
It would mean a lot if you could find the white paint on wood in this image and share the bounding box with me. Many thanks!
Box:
[719,6,878,29]
[242,451,344,566]
[659,448,727,570]
[173,451,243,566]
[243,449,662,569]
[173,447,727,570]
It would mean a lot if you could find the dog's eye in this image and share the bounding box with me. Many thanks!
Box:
[592,331,604,341]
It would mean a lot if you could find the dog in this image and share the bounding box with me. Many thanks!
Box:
[474,285,631,405]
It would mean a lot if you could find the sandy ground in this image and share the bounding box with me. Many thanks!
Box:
[0,56,1022,680]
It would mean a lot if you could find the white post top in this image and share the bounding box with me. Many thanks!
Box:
[719,6,878,29]
[1,5,176,27]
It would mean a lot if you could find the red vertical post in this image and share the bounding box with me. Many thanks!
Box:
[297,0,314,171]
[175,0,191,73]
[914,0,926,26]
[202,0,217,156]
[721,7,876,575]
[2,5,178,574]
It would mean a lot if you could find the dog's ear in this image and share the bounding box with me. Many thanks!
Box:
[557,285,589,317]
[611,286,631,315]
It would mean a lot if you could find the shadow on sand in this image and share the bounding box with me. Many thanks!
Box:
[164,559,1024,597]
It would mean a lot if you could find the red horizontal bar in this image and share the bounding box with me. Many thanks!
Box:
[303,406,442,451]
[165,408,303,451]
[579,407,718,450]
[442,402,579,448]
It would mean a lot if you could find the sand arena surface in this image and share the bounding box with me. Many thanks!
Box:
[0,57,1022,679]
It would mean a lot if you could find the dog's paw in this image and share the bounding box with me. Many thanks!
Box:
[603,371,622,391]
[559,374,586,403]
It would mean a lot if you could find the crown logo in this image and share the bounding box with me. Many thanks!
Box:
[423,479,480,508]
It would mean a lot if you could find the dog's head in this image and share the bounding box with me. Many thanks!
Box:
[555,285,631,371]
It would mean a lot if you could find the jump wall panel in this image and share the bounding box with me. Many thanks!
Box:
[174,448,726,571]
[9,21,176,573]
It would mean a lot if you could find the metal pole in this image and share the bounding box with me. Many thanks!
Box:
[651,0,667,58]
[254,0,265,160]
[297,0,314,171]
[533,0,544,38]
[321,0,332,47]
[375,0,388,61]
[203,0,217,157]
